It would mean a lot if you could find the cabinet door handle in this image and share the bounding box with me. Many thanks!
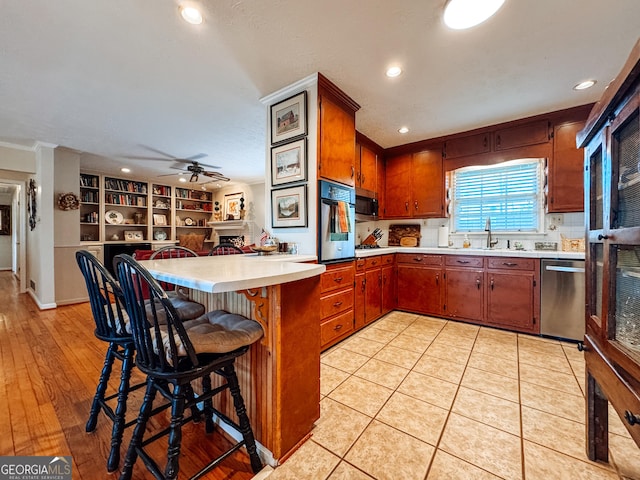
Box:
[457,260,470,264]
[496,134,501,148]
[371,260,377,265]
[333,301,343,307]
[405,202,409,211]
[435,274,439,285]
[413,257,423,262]
[597,234,609,240]
[502,262,517,267]
[334,277,343,283]
[333,324,343,331]
[490,278,494,290]
[483,135,488,148]
[476,278,481,289]
[625,410,640,426]
[414,200,418,210]
[351,166,355,178]
[361,174,365,183]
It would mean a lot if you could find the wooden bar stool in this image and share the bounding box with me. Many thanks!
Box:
[75,250,145,472]
[208,242,244,256]
[114,253,264,480]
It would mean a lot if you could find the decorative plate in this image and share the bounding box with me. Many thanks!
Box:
[184,217,195,226]
[57,192,80,211]
[105,210,124,225]
[154,230,167,241]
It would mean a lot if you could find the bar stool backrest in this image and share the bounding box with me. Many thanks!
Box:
[114,254,199,374]
[208,243,244,256]
[76,250,129,342]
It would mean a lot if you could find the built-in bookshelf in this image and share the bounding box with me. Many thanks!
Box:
[79,174,215,244]
[80,173,100,242]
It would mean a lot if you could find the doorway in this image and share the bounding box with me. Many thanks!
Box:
[0,180,26,293]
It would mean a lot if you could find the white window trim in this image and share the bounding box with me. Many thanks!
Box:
[449,158,545,234]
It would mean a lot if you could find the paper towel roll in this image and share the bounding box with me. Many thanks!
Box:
[438,225,449,247]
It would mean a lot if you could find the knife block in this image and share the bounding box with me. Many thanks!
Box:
[361,233,378,245]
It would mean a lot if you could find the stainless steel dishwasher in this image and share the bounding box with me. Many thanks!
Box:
[540,259,585,341]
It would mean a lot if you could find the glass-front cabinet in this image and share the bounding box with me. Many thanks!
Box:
[580,39,640,461]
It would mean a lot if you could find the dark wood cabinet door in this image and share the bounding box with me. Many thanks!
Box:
[318,94,356,186]
[384,154,412,217]
[365,268,382,323]
[354,271,366,330]
[381,264,396,315]
[486,271,538,333]
[444,268,484,322]
[397,265,442,315]
[360,144,378,193]
[444,133,490,159]
[548,121,586,212]
[412,149,444,217]
[494,120,550,151]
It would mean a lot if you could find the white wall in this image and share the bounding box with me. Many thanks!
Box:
[260,74,319,255]
[212,182,265,246]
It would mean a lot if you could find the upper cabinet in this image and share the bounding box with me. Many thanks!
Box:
[317,74,360,187]
[494,119,550,151]
[355,131,384,197]
[443,132,490,160]
[384,145,444,219]
[548,120,586,212]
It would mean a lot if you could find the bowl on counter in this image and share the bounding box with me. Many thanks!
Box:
[251,245,278,255]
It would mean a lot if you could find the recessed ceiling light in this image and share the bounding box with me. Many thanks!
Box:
[386,66,402,78]
[179,177,187,183]
[120,167,131,173]
[443,0,505,30]
[573,80,597,90]
[180,6,203,25]
[398,126,409,134]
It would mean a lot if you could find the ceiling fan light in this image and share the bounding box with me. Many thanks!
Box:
[443,0,505,30]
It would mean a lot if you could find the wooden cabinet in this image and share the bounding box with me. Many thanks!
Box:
[444,255,485,323]
[494,119,550,151]
[397,254,443,315]
[381,255,396,316]
[317,74,360,187]
[320,261,355,350]
[354,259,366,330]
[486,257,540,334]
[384,146,444,219]
[548,121,586,212]
[444,132,490,160]
[578,39,640,460]
[355,142,378,194]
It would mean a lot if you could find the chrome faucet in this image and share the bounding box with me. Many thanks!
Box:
[485,218,499,249]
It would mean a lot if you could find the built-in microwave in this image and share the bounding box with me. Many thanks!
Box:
[355,195,378,222]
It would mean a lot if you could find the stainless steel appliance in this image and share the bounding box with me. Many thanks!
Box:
[540,259,585,341]
[355,194,378,222]
[318,180,355,263]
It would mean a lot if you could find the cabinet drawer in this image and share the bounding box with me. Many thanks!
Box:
[382,254,395,265]
[397,253,442,266]
[321,310,354,347]
[356,258,366,271]
[445,255,484,268]
[487,257,536,271]
[365,256,382,269]
[321,289,354,318]
[321,264,355,293]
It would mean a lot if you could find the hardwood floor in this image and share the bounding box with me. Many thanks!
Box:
[0,271,256,479]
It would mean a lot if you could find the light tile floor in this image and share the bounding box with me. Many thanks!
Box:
[264,312,640,480]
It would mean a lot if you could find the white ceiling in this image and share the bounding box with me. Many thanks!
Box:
[1,1,639,188]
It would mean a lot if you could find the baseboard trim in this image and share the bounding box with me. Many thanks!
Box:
[28,289,57,310]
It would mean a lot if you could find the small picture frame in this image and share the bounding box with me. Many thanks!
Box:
[124,230,144,241]
[153,214,167,226]
[270,91,307,145]
[271,185,307,228]
[271,138,307,186]
[224,192,244,220]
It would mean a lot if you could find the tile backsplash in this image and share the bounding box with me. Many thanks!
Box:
[356,212,585,251]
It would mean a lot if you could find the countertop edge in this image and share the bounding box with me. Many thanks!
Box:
[355,246,585,260]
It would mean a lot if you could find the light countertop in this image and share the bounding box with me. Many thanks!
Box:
[355,246,585,260]
[139,253,324,293]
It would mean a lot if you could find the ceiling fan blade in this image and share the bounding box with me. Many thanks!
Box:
[140,145,176,159]
[186,153,208,161]
[122,155,175,161]
[173,158,222,169]
[157,172,184,177]
[203,171,230,182]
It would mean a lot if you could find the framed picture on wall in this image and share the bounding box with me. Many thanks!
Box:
[224,192,244,220]
[270,91,307,145]
[271,138,307,186]
[271,185,307,228]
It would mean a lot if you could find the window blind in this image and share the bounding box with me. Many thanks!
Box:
[452,159,542,232]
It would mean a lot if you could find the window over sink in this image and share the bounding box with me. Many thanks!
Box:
[450,158,544,233]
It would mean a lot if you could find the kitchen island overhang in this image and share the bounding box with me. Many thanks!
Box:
[138,253,325,466]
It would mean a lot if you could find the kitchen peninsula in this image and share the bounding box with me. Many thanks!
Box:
[139,253,325,465]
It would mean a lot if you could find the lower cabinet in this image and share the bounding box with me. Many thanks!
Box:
[444,256,485,323]
[486,257,540,334]
[320,262,355,350]
[397,254,443,315]
[353,254,396,332]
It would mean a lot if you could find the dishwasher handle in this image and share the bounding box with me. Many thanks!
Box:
[545,265,585,273]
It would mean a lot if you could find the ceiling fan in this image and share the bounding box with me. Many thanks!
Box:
[123,146,230,183]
